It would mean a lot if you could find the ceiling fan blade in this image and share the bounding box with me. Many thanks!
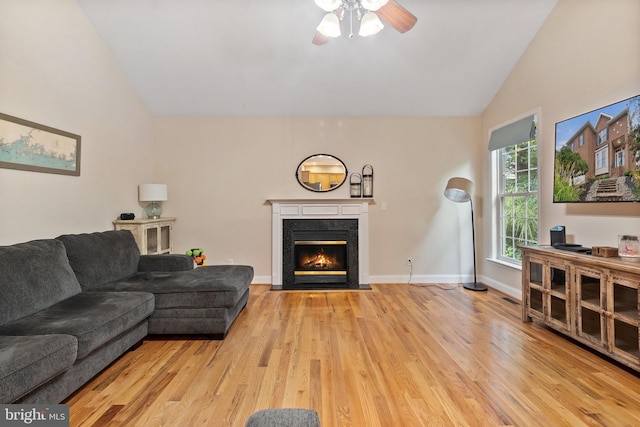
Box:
[312,31,330,45]
[376,0,417,33]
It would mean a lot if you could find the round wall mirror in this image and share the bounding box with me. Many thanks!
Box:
[296,154,347,192]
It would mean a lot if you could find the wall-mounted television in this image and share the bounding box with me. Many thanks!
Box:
[553,94,640,203]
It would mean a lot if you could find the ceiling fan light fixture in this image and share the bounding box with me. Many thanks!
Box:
[317,13,341,37]
[314,0,342,12]
[361,0,389,11]
[359,11,384,36]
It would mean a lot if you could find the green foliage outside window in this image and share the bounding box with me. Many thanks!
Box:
[500,140,538,261]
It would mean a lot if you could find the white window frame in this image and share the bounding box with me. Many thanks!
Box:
[597,128,608,145]
[595,146,609,175]
[615,148,625,168]
[490,111,540,266]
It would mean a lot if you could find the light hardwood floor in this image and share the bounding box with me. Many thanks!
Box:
[65,284,640,426]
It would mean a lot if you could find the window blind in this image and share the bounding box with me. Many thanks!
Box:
[488,114,536,151]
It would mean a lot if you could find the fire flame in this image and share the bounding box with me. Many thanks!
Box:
[301,250,338,269]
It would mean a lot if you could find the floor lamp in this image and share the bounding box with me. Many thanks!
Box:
[444,177,488,291]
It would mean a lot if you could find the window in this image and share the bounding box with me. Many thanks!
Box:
[498,139,538,262]
[615,148,625,167]
[595,147,608,175]
[597,128,608,145]
[578,133,584,147]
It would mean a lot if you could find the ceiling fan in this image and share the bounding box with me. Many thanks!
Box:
[312,0,417,45]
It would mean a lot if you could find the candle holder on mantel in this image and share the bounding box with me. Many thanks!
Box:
[362,164,374,198]
[350,173,362,198]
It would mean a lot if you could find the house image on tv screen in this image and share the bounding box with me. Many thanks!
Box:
[554,94,640,203]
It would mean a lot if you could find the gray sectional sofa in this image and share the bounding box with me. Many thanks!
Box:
[0,230,253,404]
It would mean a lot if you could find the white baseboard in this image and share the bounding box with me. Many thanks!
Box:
[370,274,522,300]
[251,275,272,285]
[252,273,522,301]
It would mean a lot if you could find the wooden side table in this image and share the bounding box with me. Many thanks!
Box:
[113,217,175,255]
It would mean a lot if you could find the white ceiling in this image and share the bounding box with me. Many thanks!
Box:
[76,0,558,117]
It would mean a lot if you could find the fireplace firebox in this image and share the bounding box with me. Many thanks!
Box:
[283,219,358,289]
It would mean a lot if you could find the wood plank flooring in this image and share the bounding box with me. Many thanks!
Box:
[65,284,640,426]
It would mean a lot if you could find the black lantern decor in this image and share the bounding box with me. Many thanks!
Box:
[362,164,374,198]
[350,173,362,198]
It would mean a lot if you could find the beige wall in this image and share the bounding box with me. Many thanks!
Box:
[7,0,635,292]
[0,0,154,244]
[480,0,640,296]
[153,116,482,283]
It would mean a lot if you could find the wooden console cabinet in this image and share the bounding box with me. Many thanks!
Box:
[113,217,175,255]
[521,246,640,371]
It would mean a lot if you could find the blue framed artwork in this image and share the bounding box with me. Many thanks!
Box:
[0,112,81,176]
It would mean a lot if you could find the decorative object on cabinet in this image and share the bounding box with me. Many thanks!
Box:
[138,184,168,219]
[349,173,362,197]
[521,245,640,373]
[362,164,374,197]
[443,177,487,291]
[295,154,347,192]
[0,112,81,176]
[618,235,640,261]
[592,246,618,258]
[113,217,175,255]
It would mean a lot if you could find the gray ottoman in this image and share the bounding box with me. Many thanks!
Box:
[245,409,320,427]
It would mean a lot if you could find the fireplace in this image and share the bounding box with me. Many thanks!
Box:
[283,219,358,289]
[269,199,370,289]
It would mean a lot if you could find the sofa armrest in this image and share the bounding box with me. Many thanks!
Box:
[138,254,194,272]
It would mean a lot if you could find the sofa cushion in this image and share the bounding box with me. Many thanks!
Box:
[0,334,78,403]
[90,265,253,309]
[138,254,194,272]
[56,231,140,290]
[0,239,82,326]
[0,292,154,359]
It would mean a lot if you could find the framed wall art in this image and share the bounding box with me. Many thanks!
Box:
[0,112,81,176]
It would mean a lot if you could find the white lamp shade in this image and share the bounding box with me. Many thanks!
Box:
[314,0,342,12]
[359,11,384,36]
[361,0,389,11]
[317,13,341,37]
[444,177,473,203]
[139,184,168,202]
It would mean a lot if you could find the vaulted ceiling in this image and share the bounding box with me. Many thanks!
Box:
[76,0,558,117]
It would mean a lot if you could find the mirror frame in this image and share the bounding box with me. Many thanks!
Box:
[296,154,348,193]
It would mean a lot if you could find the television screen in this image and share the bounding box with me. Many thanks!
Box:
[553,94,640,203]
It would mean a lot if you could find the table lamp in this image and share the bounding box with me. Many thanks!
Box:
[138,184,167,219]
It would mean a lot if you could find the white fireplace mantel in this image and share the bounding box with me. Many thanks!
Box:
[268,198,372,289]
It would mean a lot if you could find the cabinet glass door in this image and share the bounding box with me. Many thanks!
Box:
[527,259,544,320]
[576,268,606,348]
[146,227,158,253]
[547,262,570,330]
[160,225,171,252]
[609,276,639,363]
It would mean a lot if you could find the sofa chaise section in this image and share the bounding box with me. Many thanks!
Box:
[57,230,253,337]
[108,265,252,335]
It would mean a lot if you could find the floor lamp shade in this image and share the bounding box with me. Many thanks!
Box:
[444,177,473,203]
[444,177,488,292]
[138,184,168,219]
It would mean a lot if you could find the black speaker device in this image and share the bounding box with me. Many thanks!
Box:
[550,225,566,247]
[120,213,135,220]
